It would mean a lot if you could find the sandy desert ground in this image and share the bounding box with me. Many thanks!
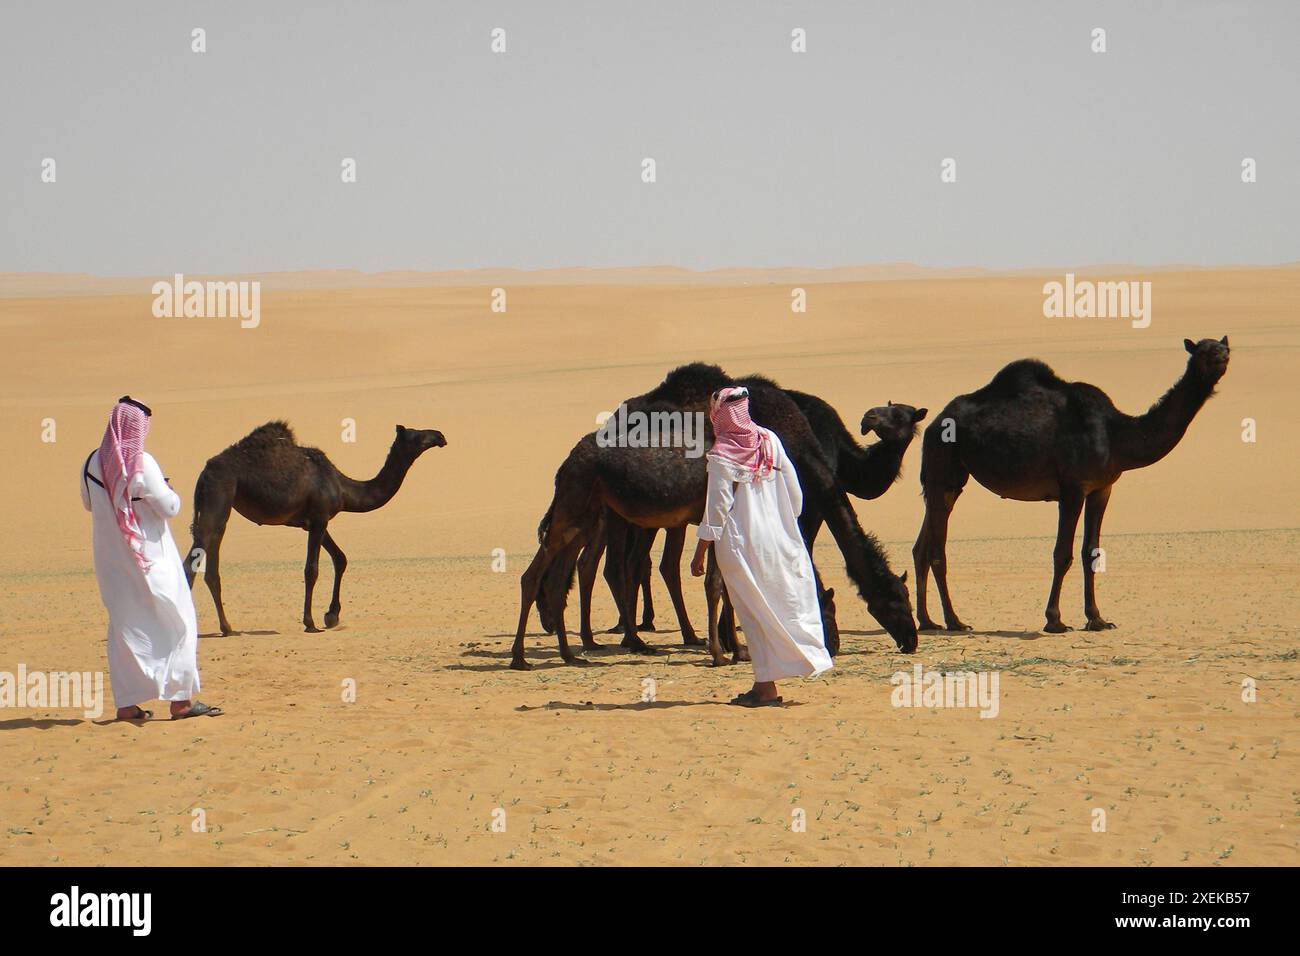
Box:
[0,267,1296,865]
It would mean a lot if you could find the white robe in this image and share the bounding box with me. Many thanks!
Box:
[80,450,200,707]
[698,433,833,683]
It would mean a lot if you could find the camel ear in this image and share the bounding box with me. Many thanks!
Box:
[824,587,835,600]
[396,424,407,435]
[1184,338,1196,353]
[1220,335,1229,347]
[899,571,908,584]
[914,408,929,423]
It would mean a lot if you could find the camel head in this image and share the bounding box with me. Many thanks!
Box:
[860,402,928,441]
[1184,336,1230,385]
[393,424,448,460]
[869,569,918,653]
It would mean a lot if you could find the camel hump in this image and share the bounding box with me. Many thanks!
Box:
[209,420,298,464]
[981,359,1062,397]
[244,420,296,444]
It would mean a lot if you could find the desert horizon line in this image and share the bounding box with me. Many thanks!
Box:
[3,259,1298,299]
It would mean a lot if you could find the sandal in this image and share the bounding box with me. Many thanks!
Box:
[171,701,224,720]
[729,693,783,708]
[117,706,152,721]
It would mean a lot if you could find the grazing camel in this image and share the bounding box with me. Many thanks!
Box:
[708,394,927,650]
[186,422,447,634]
[914,336,1230,633]
[513,363,916,670]
[542,386,925,662]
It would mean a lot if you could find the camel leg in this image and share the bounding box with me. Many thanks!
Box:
[926,489,971,632]
[1081,484,1116,631]
[721,583,748,664]
[610,518,656,655]
[912,511,935,630]
[321,531,347,629]
[703,545,729,667]
[659,526,700,645]
[302,523,325,633]
[1043,487,1084,633]
[602,515,632,634]
[576,535,605,650]
[638,528,657,631]
[512,536,586,671]
[199,529,234,637]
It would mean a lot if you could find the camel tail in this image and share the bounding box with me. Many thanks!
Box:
[190,466,215,539]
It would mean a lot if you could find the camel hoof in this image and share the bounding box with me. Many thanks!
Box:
[710,657,729,667]
[1043,621,1072,633]
[509,658,533,672]
[1085,618,1117,631]
[304,624,322,633]
[581,639,603,651]
[917,620,942,632]
[621,638,658,656]
[734,648,751,663]
[944,621,972,632]
[681,634,705,647]
[638,622,657,632]
[324,612,340,628]
[603,623,623,634]
[562,654,591,667]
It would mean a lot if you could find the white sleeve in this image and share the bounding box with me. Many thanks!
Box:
[697,460,735,541]
[134,453,181,518]
[775,436,803,517]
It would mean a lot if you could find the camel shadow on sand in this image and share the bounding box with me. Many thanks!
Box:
[516,699,806,712]
[456,633,747,672]
[199,629,280,639]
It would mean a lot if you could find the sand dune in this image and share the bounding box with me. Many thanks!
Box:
[0,268,1295,865]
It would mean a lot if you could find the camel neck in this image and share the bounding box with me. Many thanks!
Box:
[341,443,414,513]
[1111,365,1214,471]
[837,433,910,500]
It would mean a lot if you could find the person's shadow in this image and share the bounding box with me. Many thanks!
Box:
[0,717,87,730]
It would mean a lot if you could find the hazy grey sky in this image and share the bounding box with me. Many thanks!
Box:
[2,0,1297,275]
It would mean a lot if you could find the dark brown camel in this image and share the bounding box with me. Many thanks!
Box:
[914,337,1229,633]
[185,422,446,634]
[513,363,916,670]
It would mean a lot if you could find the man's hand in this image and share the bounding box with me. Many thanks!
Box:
[690,540,709,577]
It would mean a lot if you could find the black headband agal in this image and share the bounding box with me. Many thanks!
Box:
[118,395,152,417]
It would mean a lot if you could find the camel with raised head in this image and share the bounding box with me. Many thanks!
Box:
[186,422,446,634]
[914,337,1229,633]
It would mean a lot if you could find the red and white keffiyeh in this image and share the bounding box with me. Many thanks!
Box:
[707,386,774,481]
[98,400,152,572]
